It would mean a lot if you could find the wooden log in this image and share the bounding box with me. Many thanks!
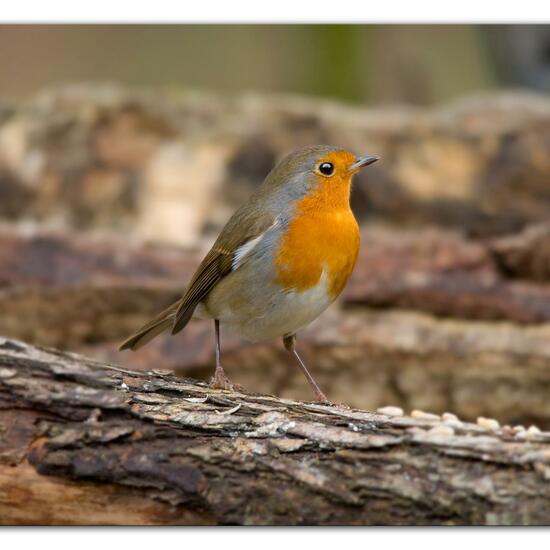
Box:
[4,226,550,425]
[2,86,550,240]
[6,225,550,351]
[489,223,550,282]
[1,337,550,525]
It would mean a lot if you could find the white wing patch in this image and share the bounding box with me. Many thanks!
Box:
[231,216,282,271]
[232,233,265,270]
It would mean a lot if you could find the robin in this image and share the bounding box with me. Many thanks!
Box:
[120,145,378,403]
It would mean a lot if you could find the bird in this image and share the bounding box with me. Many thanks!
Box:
[120,145,379,403]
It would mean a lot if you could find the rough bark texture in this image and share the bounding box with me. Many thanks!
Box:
[1,336,550,526]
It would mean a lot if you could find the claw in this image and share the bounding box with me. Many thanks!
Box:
[210,366,242,392]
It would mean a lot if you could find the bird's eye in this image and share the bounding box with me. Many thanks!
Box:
[318,162,335,176]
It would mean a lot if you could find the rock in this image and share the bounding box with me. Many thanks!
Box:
[376,406,404,417]
[427,425,455,436]
[411,410,441,421]
[477,417,500,431]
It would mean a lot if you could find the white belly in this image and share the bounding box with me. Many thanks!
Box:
[196,270,334,342]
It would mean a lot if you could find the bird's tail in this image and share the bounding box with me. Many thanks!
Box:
[119,300,179,351]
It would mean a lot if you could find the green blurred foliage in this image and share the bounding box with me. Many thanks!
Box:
[0,24,547,105]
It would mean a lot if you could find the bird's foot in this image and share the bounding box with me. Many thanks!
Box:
[314,392,332,406]
[210,366,242,392]
[326,400,352,409]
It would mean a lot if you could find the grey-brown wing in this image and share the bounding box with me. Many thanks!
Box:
[118,251,230,350]
[172,204,275,334]
[120,190,276,350]
[171,248,233,334]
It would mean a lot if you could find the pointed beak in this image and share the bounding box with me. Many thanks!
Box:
[349,155,379,173]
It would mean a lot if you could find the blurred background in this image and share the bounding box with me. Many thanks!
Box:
[2,24,550,428]
[1,25,550,104]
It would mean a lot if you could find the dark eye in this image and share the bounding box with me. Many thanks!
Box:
[319,162,334,176]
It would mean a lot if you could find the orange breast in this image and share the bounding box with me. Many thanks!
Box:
[275,168,360,299]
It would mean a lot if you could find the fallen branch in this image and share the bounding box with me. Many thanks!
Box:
[1,337,550,525]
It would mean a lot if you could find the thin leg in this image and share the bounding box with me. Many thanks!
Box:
[215,319,221,368]
[210,320,237,391]
[283,334,329,404]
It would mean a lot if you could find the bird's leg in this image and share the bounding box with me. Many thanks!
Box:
[210,319,238,391]
[283,333,329,404]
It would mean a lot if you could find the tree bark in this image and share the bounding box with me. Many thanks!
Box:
[2,337,550,525]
